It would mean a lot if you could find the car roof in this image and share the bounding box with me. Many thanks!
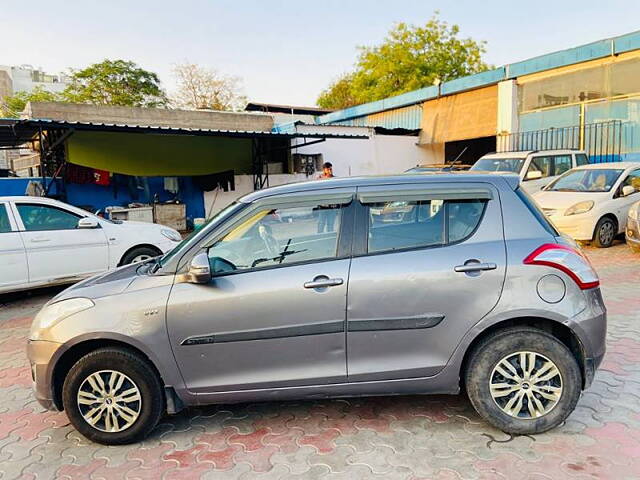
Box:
[480,149,583,159]
[0,195,57,202]
[572,162,640,170]
[241,172,519,203]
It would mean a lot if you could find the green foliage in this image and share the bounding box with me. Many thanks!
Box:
[0,86,61,118]
[317,14,491,110]
[63,59,168,108]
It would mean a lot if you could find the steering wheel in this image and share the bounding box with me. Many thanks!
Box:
[258,225,281,258]
[566,182,587,191]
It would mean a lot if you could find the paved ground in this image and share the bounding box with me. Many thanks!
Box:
[1,243,639,479]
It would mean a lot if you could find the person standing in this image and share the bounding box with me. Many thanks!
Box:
[317,162,337,233]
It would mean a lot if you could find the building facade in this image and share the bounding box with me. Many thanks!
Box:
[312,30,640,166]
[0,65,69,99]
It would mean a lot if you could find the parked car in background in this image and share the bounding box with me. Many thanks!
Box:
[533,162,640,247]
[405,163,470,173]
[470,149,589,193]
[626,200,640,253]
[0,196,182,294]
[28,173,606,444]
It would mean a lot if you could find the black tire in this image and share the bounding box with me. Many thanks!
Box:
[120,246,161,265]
[465,327,581,435]
[593,216,617,248]
[62,348,164,445]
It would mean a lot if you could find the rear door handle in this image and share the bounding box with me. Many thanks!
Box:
[30,237,50,243]
[454,262,497,273]
[304,277,344,289]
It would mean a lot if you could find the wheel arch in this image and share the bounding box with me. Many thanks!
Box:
[593,213,619,240]
[51,338,166,411]
[460,316,587,391]
[118,244,163,266]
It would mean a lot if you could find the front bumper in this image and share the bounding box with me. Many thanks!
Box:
[27,340,63,411]
[626,217,640,248]
[547,214,596,241]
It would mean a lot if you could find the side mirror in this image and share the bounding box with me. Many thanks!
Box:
[525,170,543,180]
[187,251,211,284]
[622,185,636,197]
[78,217,99,229]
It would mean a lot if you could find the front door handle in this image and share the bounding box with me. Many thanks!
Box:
[30,237,50,243]
[454,262,497,273]
[304,277,344,289]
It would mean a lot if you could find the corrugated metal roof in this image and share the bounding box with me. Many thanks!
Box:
[317,29,640,126]
[0,119,367,147]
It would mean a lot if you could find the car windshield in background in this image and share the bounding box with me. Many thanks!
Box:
[546,169,624,192]
[471,158,525,173]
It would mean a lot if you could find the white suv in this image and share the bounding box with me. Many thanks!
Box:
[471,149,590,193]
[0,196,182,294]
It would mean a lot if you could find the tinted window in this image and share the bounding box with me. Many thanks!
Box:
[17,204,81,231]
[207,203,343,273]
[553,155,573,176]
[0,205,11,233]
[366,198,486,253]
[448,200,487,243]
[575,153,590,166]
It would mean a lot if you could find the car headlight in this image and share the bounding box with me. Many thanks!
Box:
[30,298,94,338]
[161,228,182,242]
[565,201,594,216]
[629,202,640,221]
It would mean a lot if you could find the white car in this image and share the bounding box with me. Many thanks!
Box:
[0,196,182,294]
[471,149,590,193]
[533,162,640,247]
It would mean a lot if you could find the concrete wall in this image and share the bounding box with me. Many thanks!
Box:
[23,101,274,131]
[293,125,434,176]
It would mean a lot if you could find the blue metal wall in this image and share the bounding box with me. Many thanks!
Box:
[0,177,206,223]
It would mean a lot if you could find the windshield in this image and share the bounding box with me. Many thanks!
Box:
[546,169,624,192]
[471,158,525,173]
[158,201,243,268]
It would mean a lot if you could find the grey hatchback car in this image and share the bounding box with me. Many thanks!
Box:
[27,173,607,445]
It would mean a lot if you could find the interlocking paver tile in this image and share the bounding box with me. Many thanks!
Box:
[1,244,639,479]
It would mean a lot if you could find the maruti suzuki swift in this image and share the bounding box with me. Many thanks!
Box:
[27,173,607,444]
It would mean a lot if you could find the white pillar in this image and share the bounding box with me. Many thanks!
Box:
[497,80,519,151]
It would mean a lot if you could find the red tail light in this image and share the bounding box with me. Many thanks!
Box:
[524,244,600,290]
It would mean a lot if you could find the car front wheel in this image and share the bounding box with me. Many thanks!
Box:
[465,327,581,435]
[62,348,164,445]
[593,217,617,248]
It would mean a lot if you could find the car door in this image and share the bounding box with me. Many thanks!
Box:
[346,182,506,381]
[13,202,109,284]
[522,155,554,193]
[0,201,29,293]
[613,168,640,231]
[166,190,355,394]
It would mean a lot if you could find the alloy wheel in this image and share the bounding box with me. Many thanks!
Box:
[131,254,152,263]
[489,351,563,419]
[599,221,615,246]
[77,370,142,433]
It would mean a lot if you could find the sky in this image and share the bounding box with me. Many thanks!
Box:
[2,0,640,107]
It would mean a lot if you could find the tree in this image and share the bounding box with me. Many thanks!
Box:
[316,14,491,109]
[0,86,61,117]
[317,73,358,110]
[63,59,168,108]
[171,63,246,111]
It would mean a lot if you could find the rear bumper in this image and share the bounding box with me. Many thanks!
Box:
[26,340,62,411]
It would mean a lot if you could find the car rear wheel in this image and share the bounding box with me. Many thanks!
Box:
[121,246,161,265]
[593,217,617,248]
[62,348,164,445]
[465,327,581,435]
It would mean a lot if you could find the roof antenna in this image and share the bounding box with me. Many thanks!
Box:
[450,146,468,165]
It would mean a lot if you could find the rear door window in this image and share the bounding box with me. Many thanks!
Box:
[526,156,553,179]
[552,155,573,176]
[364,196,487,253]
[575,153,590,166]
